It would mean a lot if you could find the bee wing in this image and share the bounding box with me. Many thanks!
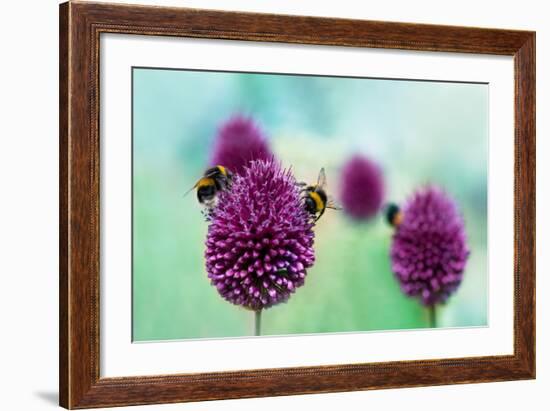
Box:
[183,179,200,198]
[317,167,327,190]
[183,186,195,198]
[204,169,218,178]
[326,196,343,210]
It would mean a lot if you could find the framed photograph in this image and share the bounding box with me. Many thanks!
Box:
[59,1,535,408]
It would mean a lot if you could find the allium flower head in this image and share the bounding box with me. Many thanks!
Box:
[390,186,469,306]
[210,115,273,175]
[205,159,315,310]
[339,154,385,220]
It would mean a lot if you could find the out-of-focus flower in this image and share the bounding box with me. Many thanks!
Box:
[205,159,315,310]
[339,154,385,220]
[390,186,469,306]
[210,115,273,175]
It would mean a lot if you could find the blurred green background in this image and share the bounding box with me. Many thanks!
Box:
[132,68,488,342]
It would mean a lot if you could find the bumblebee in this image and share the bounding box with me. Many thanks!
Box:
[299,168,341,222]
[185,165,233,212]
[385,203,404,227]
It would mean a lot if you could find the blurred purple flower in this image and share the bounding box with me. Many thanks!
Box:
[210,115,273,175]
[339,154,385,220]
[205,159,315,310]
[390,186,470,306]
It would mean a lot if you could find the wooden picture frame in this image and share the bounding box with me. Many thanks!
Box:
[59,1,535,408]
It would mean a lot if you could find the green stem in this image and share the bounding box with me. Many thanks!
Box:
[429,305,437,328]
[254,310,262,336]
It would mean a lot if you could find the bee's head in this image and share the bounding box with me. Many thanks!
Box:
[385,203,403,227]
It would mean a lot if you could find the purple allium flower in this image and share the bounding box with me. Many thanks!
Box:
[390,186,470,306]
[210,115,273,175]
[339,154,385,220]
[205,159,315,310]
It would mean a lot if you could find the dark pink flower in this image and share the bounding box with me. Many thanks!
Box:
[390,186,469,306]
[205,159,315,310]
[339,155,385,221]
[210,115,273,175]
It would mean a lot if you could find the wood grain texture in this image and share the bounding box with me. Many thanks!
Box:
[59,2,69,407]
[513,34,536,375]
[59,1,536,408]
